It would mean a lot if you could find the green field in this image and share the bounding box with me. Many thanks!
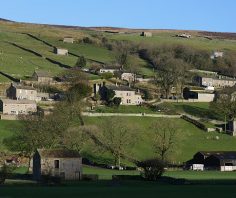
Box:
[1,181,236,198]
[0,120,21,150]
[84,117,236,164]
[159,102,222,120]
[93,105,162,114]
[109,32,236,51]
[1,117,235,165]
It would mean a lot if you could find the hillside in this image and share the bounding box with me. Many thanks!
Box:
[0,19,236,82]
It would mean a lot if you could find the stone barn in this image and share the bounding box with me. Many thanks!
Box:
[32,70,53,84]
[63,37,74,43]
[140,32,152,37]
[54,47,68,55]
[33,149,82,181]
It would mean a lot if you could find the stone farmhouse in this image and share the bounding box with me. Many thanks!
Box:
[54,47,68,55]
[63,37,74,43]
[140,32,152,37]
[0,99,37,115]
[187,151,236,171]
[106,85,143,105]
[32,70,53,84]
[7,83,37,101]
[195,76,236,88]
[121,72,135,82]
[32,149,82,181]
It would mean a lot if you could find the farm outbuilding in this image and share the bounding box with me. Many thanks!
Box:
[140,32,152,37]
[63,37,74,43]
[54,47,68,55]
[32,149,82,181]
[187,151,236,171]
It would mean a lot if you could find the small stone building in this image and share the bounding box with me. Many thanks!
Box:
[7,83,37,101]
[121,72,135,82]
[32,70,53,84]
[0,99,37,115]
[195,76,236,88]
[54,47,68,55]
[33,149,82,181]
[140,32,152,37]
[63,37,74,43]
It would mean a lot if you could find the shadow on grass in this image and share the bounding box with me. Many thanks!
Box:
[181,105,222,120]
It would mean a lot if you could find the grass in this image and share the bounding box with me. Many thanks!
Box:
[93,105,162,114]
[83,165,139,180]
[159,102,222,120]
[0,120,22,150]
[165,170,236,181]
[109,32,236,51]
[84,117,236,164]
[1,181,236,198]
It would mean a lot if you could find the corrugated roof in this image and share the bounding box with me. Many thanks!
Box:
[198,151,236,159]
[38,149,81,158]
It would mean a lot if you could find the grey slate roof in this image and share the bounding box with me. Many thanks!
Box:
[34,70,52,78]
[37,149,81,158]
[1,99,36,104]
[106,85,134,91]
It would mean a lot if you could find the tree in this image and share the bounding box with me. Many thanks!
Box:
[75,56,87,68]
[3,115,48,171]
[101,87,115,103]
[155,57,188,99]
[113,97,121,107]
[210,90,236,131]
[151,121,181,161]
[114,41,130,68]
[91,118,138,168]
[138,159,166,181]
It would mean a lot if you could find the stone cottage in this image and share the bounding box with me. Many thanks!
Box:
[32,70,53,84]
[0,99,37,115]
[32,149,82,181]
[7,83,37,101]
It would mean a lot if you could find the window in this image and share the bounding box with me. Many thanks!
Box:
[54,160,59,169]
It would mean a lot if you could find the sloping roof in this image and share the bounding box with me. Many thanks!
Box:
[1,99,36,104]
[37,149,81,158]
[197,151,236,159]
[211,152,236,160]
[12,83,36,90]
[106,85,134,91]
[34,70,52,78]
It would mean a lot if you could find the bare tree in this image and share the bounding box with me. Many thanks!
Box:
[90,118,138,168]
[151,121,181,161]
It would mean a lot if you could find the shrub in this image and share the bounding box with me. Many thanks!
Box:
[0,164,16,184]
[138,159,166,181]
[100,72,113,79]
[113,97,121,107]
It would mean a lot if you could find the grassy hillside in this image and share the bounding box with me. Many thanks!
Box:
[84,117,236,164]
[1,21,235,82]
